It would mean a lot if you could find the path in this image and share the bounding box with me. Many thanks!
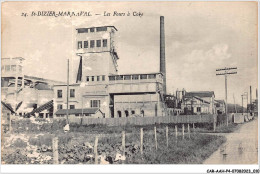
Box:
[203,117,258,164]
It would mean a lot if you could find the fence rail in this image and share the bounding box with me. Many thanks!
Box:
[64,114,216,126]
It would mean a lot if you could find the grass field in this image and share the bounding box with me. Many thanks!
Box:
[1,121,226,164]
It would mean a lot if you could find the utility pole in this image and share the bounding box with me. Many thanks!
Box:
[250,86,252,113]
[66,58,70,125]
[216,67,237,126]
[246,92,248,113]
[233,93,237,113]
[241,94,244,115]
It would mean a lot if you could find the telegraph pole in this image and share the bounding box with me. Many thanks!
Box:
[241,94,244,115]
[233,93,237,113]
[66,58,70,125]
[245,92,248,114]
[216,67,237,126]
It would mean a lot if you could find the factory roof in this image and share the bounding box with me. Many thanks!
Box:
[55,108,102,115]
[185,91,215,98]
[184,96,210,104]
[108,72,163,76]
[76,26,118,32]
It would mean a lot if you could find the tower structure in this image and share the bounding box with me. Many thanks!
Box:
[75,26,119,83]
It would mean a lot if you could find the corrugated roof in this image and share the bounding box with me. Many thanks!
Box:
[185,91,215,98]
[55,108,100,115]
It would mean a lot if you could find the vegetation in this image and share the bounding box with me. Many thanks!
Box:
[2,124,226,164]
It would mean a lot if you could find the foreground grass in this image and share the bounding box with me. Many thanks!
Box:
[125,133,226,164]
[194,123,241,133]
[2,128,226,164]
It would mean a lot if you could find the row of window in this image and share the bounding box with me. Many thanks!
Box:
[109,74,156,81]
[116,110,144,118]
[77,27,107,34]
[57,100,100,110]
[57,89,75,98]
[2,65,22,72]
[78,39,107,49]
[86,75,105,82]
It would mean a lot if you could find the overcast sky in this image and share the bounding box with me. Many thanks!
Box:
[2,2,258,104]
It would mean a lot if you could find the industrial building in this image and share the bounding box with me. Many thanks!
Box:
[53,17,168,118]
[1,57,64,119]
[2,16,220,120]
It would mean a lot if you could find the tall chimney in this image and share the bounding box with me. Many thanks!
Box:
[250,86,252,105]
[160,16,166,94]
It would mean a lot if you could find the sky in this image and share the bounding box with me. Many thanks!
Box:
[2,1,258,105]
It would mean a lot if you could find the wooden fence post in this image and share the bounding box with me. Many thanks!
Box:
[182,124,185,140]
[52,137,59,164]
[94,136,99,164]
[166,126,169,148]
[188,124,190,139]
[154,126,157,150]
[122,130,125,156]
[193,123,195,130]
[140,128,143,155]
[213,115,216,132]
[175,125,178,142]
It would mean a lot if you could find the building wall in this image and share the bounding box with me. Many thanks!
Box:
[114,93,163,117]
[53,85,110,118]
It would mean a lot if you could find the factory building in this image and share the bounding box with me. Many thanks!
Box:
[53,17,168,118]
[1,57,64,118]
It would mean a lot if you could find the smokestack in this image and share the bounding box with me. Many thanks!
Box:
[250,86,252,105]
[160,16,166,94]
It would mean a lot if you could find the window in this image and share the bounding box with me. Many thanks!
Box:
[97,76,100,81]
[57,104,63,110]
[90,28,95,32]
[70,89,75,98]
[140,74,147,79]
[131,110,135,115]
[96,40,101,47]
[18,65,22,72]
[84,41,88,48]
[125,110,129,117]
[86,76,89,82]
[90,40,95,48]
[141,110,144,117]
[103,39,107,47]
[117,111,122,118]
[124,75,131,80]
[91,100,100,108]
[132,75,139,80]
[109,76,115,81]
[78,28,88,33]
[57,90,62,98]
[78,41,82,49]
[148,74,156,79]
[102,75,105,81]
[11,65,16,72]
[5,65,10,72]
[70,105,75,109]
[197,107,201,112]
[91,76,94,81]
[96,27,107,32]
[116,75,123,80]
